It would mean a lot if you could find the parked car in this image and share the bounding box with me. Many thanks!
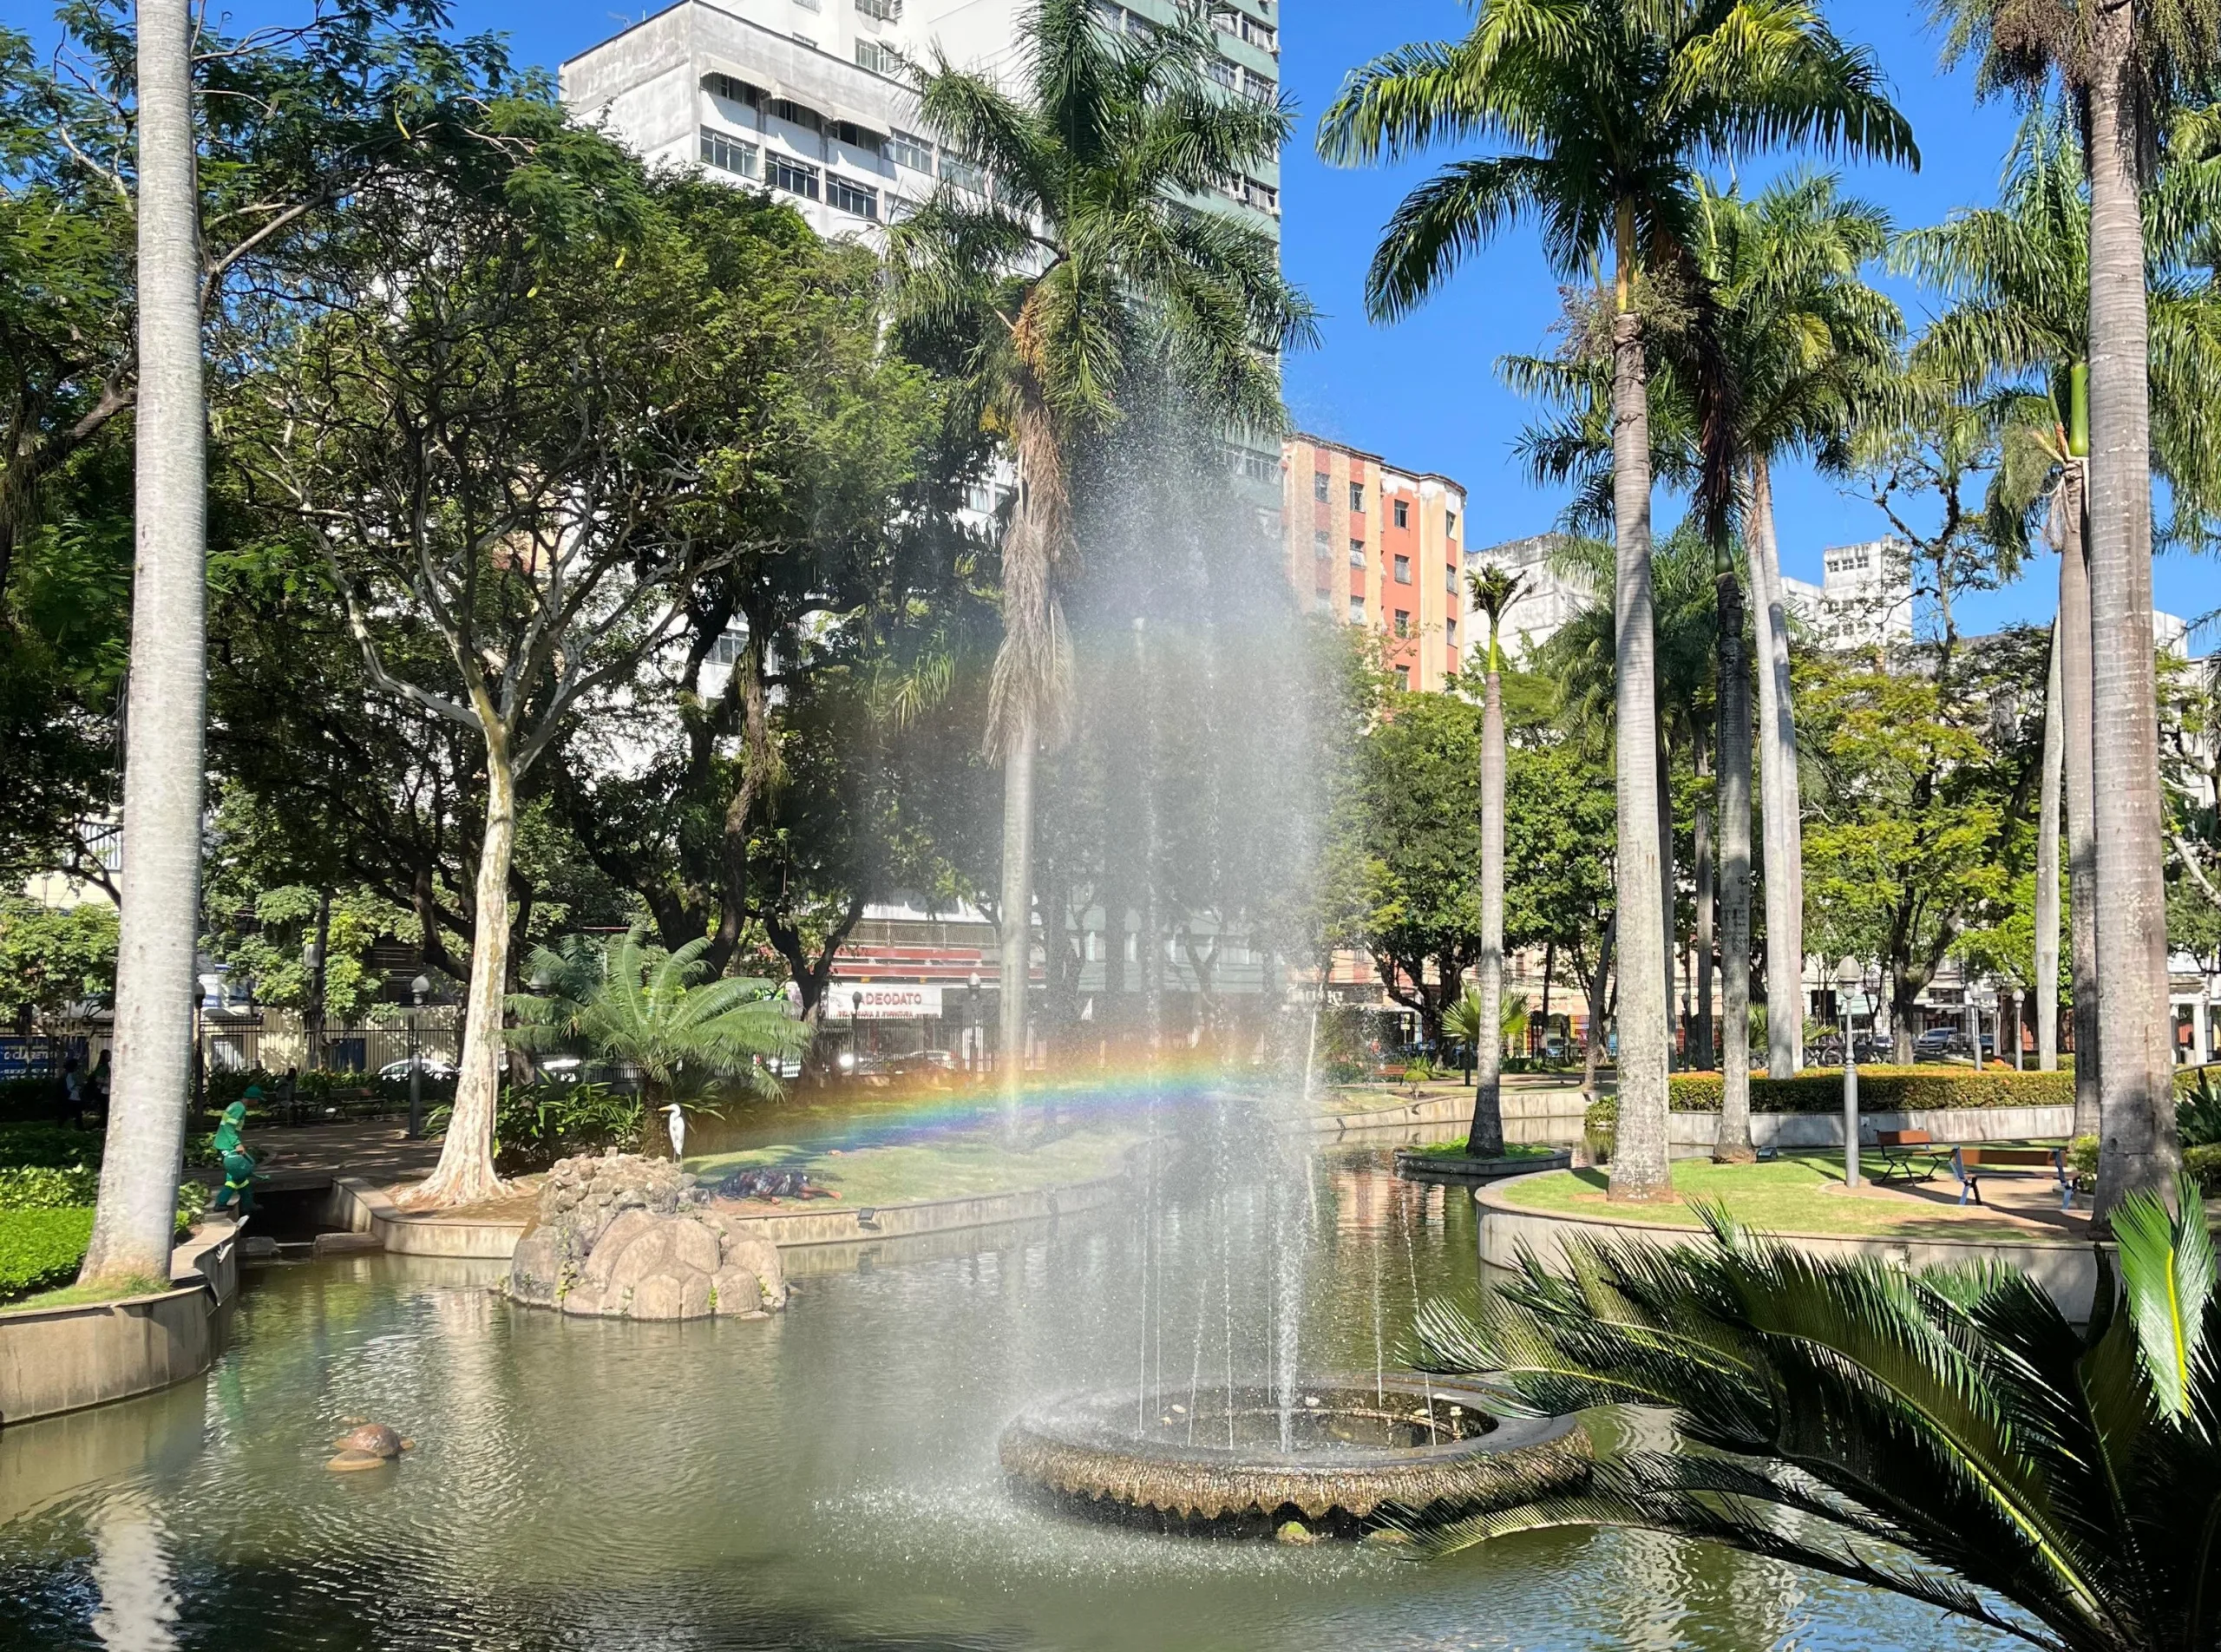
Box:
[1913,1027,1957,1061]
[379,1055,457,1081]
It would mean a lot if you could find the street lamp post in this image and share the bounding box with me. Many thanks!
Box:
[407,974,429,1139]
[1837,956,1864,1190]
[851,989,863,1078]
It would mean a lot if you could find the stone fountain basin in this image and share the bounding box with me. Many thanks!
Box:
[999,1376,1589,1534]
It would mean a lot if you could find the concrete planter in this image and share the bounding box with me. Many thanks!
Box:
[0,1223,240,1426]
[1668,1104,2073,1152]
[1393,1148,1573,1186]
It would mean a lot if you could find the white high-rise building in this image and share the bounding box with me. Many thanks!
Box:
[1781,535,1914,649]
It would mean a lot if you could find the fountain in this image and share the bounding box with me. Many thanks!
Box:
[999,1374,1590,1538]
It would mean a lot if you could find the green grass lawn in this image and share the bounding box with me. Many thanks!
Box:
[1494,1153,2071,1242]
[1408,1139,1563,1162]
[687,1125,1143,1208]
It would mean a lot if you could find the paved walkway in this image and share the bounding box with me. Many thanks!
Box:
[186,1120,446,1193]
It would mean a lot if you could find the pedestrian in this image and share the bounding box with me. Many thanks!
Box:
[61,1055,84,1128]
[88,1050,112,1119]
[210,1096,262,1225]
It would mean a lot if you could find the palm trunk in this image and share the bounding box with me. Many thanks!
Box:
[1715,560,1754,1163]
[1467,664,1506,1157]
[1607,305,1672,1202]
[999,719,1036,1115]
[1748,458,1804,1078]
[2036,613,2062,1073]
[2060,468,2101,1136]
[1657,729,1677,1067]
[2086,36,2179,1216]
[79,0,207,1287]
[402,735,515,1208]
[1693,732,1714,1068]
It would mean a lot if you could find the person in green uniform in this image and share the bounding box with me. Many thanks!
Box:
[210,1093,261,1220]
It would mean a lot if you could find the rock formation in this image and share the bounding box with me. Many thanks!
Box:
[507,1151,786,1321]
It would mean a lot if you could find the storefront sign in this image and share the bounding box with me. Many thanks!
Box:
[831,983,944,1019]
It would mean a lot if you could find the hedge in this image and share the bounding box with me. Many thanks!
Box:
[0,1122,108,1170]
[0,1207,96,1299]
[0,1165,99,1210]
[1667,1068,2075,1115]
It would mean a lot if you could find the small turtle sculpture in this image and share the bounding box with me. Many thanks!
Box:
[325,1422,414,1472]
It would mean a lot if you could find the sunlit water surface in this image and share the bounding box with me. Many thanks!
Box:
[0,1117,2010,1652]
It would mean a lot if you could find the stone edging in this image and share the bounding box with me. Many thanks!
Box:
[332,1146,1141,1262]
[0,1223,241,1427]
[1473,1170,2105,1318]
[1394,1148,1573,1186]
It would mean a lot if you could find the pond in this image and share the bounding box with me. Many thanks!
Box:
[0,1100,2011,1651]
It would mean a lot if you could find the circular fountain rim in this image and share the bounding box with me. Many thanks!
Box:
[999,1374,1592,1528]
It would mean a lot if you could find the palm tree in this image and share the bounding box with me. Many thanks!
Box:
[1896,102,2221,1186]
[1930,3,2221,1213]
[1464,562,1528,1157]
[1687,172,1903,1082]
[78,0,209,1287]
[888,1,1314,1117]
[1319,0,1915,1200]
[508,928,809,1106]
[1412,1178,2221,1651]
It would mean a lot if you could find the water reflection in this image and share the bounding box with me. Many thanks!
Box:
[0,1121,2012,1652]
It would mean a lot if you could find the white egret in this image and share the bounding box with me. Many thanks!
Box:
[665,1103,686,1162]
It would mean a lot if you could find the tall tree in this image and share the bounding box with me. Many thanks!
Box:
[888,0,1314,1112]
[1930,0,2221,1213]
[244,152,770,1207]
[77,0,205,1286]
[1464,563,1527,1157]
[1320,0,1914,1198]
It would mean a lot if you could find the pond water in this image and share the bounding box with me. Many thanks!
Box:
[0,1102,2010,1652]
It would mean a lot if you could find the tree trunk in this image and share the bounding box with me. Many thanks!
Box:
[1693,732,1714,1069]
[999,717,1036,1117]
[400,737,515,1208]
[1748,458,1805,1078]
[1714,560,1755,1163]
[2035,612,2062,1072]
[1539,939,1555,1057]
[2086,33,2180,1216]
[1467,665,1506,1157]
[2060,467,2101,1136]
[1607,305,1672,1202]
[79,0,208,1287]
[1583,913,1615,1099]
[1658,728,1677,1068]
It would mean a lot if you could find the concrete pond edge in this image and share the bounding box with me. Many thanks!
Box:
[0,1223,242,1427]
[1473,1170,2106,1319]
[1394,1147,1573,1186]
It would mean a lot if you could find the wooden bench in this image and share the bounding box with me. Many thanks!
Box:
[1873,1131,2073,1210]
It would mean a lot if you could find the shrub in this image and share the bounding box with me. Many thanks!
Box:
[2178,1069,2221,1149]
[0,1121,105,1170]
[2187,1144,2221,1198]
[1583,1096,1616,1165]
[1667,1068,2074,1115]
[0,1165,98,1210]
[0,1207,96,1299]
[471,1082,646,1174]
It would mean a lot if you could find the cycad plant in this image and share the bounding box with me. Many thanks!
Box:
[508,928,809,1105]
[1411,1181,2221,1652]
[1319,0,1915,1200]
[887,0,1314,1111]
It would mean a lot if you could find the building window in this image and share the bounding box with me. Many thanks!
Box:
[1445,508,1458,538]
[1349,482,1364,511]
[1242,69,1276,103]
[1244,179,1277,213]
[1208,57,1238,90]
[888,128,931,171]
[768,154,820,200]
[1313,471,1329,502]
[1395,664,1411,690]
[856,0,901,17]
[940,148,986,193]
[1349,540,1366,567]
[1446,617,1458,646]
[1225,444,1278,484]
[1313,529,1331,558]
[699,127,759,180]
[704,72,761,108]
[1393,554,1411,584]
[793,0,820,10]
[827,174,879,219]
[855,38,901,75]
[1315,591,1332,614]
[1348,596,1365,624]
[1393,499,1409,528]
[769,97,820,129]
[1445,563,1458,593]
[1394,610,1410,638]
